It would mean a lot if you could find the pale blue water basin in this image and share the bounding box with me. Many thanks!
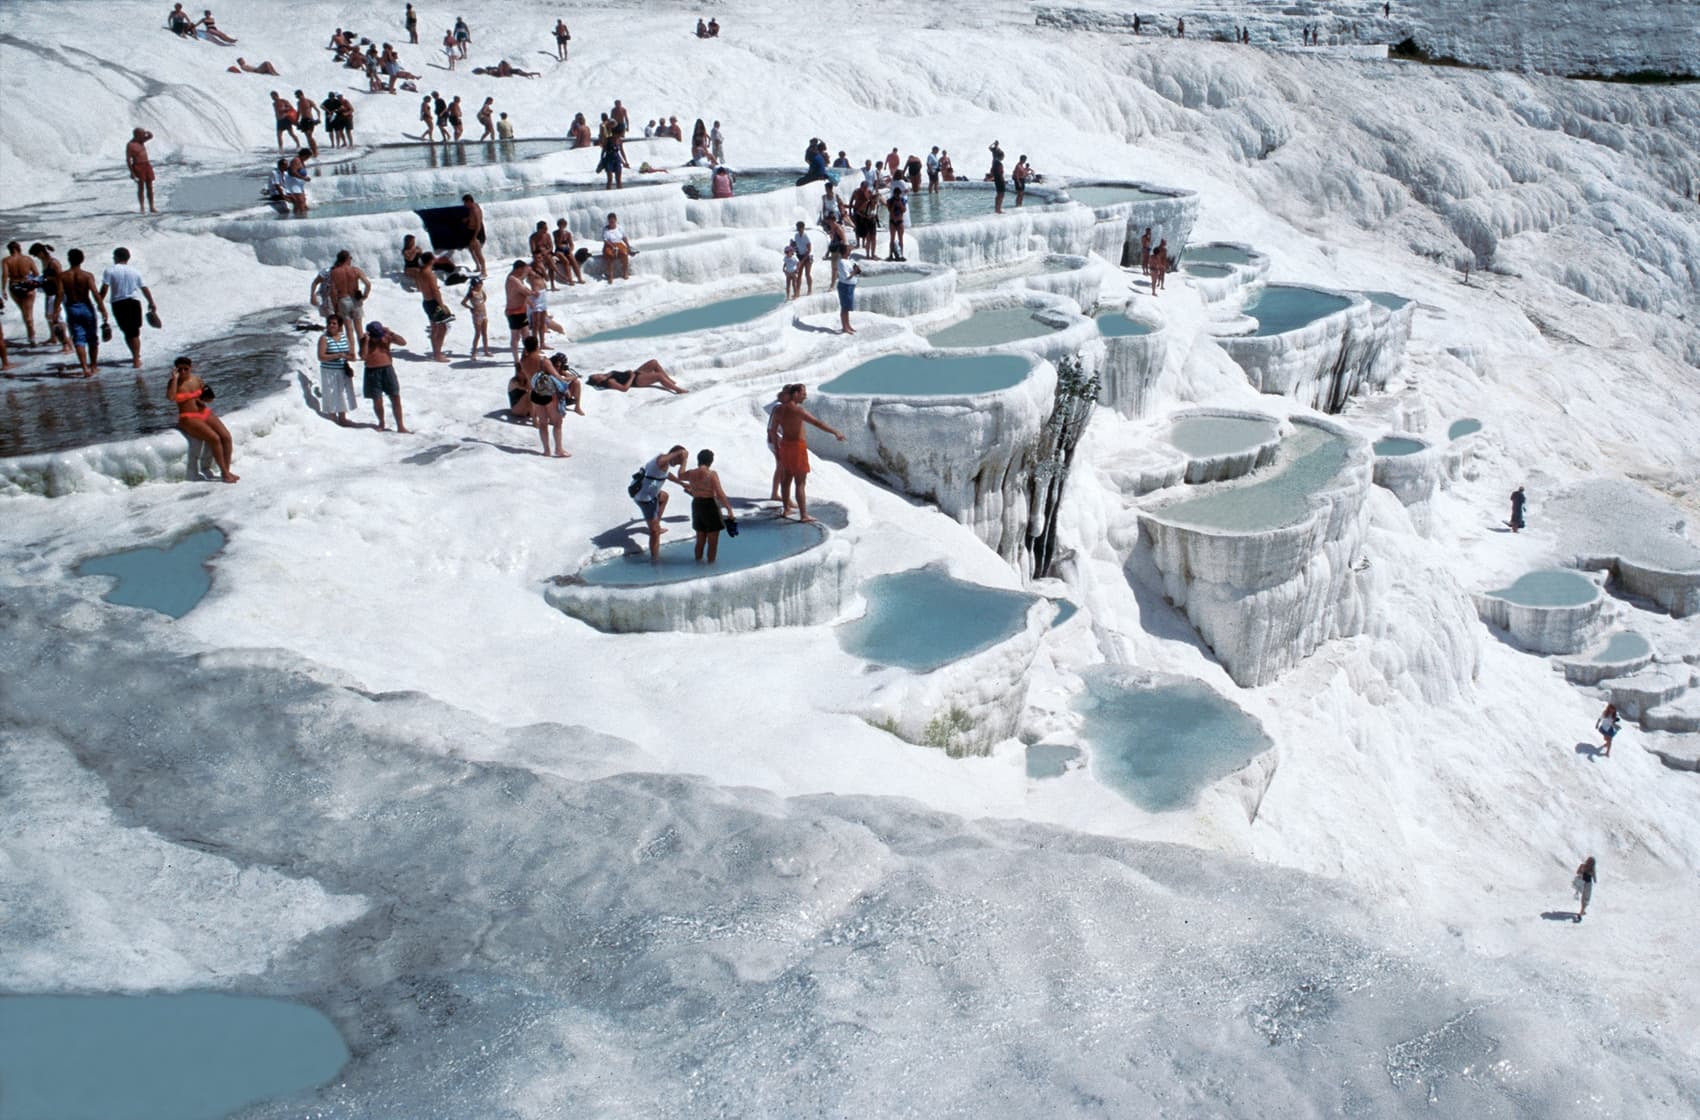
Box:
[1185,244,1255,266]
[1065,184,1174,206]
[1592,631,1651,663]
[581,293,785,342]
[1027,742,1082,779]
[1078,668,1273,812]
[324,138,565,175]
[1182,262,1233,278]
[857,271,927,288]
[0,992,347,1120]
[1153,426,1350,531]
[1052,599,1079,626]
[1449,418,1483,440]
[1242,285,1353,337]
[1374,437,1426,457]
[75,527,226,619]
[925,308,1062,348]
[1094,311,1154,338]
[901,186,1060,225]
[575,517,825,587]
[838,568,1037,672]
[1486,569,1600,607]
[1366,290,1412,311]
[1170,416,1279,458]
[821,353,1032,396]
[696,171,800,196]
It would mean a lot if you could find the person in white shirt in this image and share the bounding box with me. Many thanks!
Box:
[834,254,860,334]
[709,120,724,164]
[925,146,941,194]
[601,212,631,282]
[98,247,158,368]
[817,182,843,230]
[861,159,878,188]
[789,222,814,296]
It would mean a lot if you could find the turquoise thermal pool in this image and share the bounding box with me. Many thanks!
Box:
[1184,244,1255,266]
[1485,569,1601,608]
[574,517,825,587]
[1026,742,1082,779]
[1169,416,1280,458]
[820,353,1032,396]
[857,271,927,288]
[1153,426,1350,531]
[1078,669,1273,812]
[1449,418,1483,439]
[924,308,1063,348]
[903,186,1061,224]
[75,527,226,618]
[1373,437,1426,457]
[692,171,802,196]
[1592,631,1651,663]
[837,568,1037,672]
[1093,311,1154,338]
[1241,285,1354,337]
[581,293,786,342]
[1366,291,1412,310]
[1065,185,1173,206]
[0,993,348,1120]
[1181,262,1234,278]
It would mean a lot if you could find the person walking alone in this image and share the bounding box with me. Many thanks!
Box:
[1573,856,1596,922]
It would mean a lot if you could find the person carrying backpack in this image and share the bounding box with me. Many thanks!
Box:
[518,336,569,458]
[628,446,689,559]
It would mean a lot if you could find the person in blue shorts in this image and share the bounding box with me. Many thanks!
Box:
[59,248,107,376]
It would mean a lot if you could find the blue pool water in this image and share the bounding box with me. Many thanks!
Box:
[1027,742,1082,779]
[1592,631,1651,663]
[1449,418,1483,440]
[1065,184,1173,206]
[1169,416,1279,458]
[1373,437,1426,457]
[324,138,564,175]
[1182,262,1234,279]
[1078,668,1273,812]
[75,528,226,618]
[1487,569,1600,608]
[1242,285,1353,337]
[821,353,1032,396]
[574,516,824,587]
[1365,290,1412,311]
[901,186,1060,225]
[857,270,927,288]
[1184,244,1256,266]
[0,992,348,1120]
[581,293,786,342]
[925,308,1062,348]
[689,171,802,196]
[838,567,1036,672]
[1051,599,1079,626]
[1153,426,1350,531]
[1094,311,1154,339]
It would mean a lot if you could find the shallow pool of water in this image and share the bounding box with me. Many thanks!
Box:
[575,516,824,587]
[1153,426,1350,531]
[1448,418,1483,440]
[820,353,1032,396]
[857,271,926,288]
[1592,630,1651,663]
[1026,742,1081,779]
[1051,599,1079,626]
[838,568,1035,672]
[1182,262,1234,279]
[1078,668,1273,812]
[325,138,564,175]
[1094,311,1154,339]
[1365,290,1412,311]
[1486,569,1600,608]
[1184,244,1255,266]
[1065,184,1173,206]
[1169,416,1279,458]
[925,308,1062,349]
[1373,436,1426,457]
[2,311,296,459]
[1241,285,1354,337]
[0,992,347,1120]
[581,293,786,342]
[902,186,1061,225]
[76,527,225,618]
[691,171,801,196]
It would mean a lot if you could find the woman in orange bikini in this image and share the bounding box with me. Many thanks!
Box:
[167,355,238,483]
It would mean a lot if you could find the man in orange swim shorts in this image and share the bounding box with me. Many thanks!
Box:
[772,384,845,522]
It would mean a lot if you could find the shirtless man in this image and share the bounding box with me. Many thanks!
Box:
[295,90,320,155]
[361,321,410,430]
[528,221,556,290]
[773,386,844,521]
[1149,239,1169,296]
[415,253,452,363]
[611,99,630,133]
[476,96,495,141]
[462,194,488,276]
[448,95,464,140]
[503,259,532,363]
[554,19,571,60]
[4,242,39,345]
[851,182,880,259]
[329,250,371,339]
[59,249,107,377]
[271,91,300,149]
[126,128,157,214]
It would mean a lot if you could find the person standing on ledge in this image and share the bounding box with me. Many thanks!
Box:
[462,194,488,276]
[1509,485,1527,533]
[1573,856,1596,922]
[988,139,1006,214]
[405,3,418,44]
[554,18,570,60]
[632,446,690,559]
[834,253,860,334]
[59,249,106,377]
[126,128,157,214]
[774,385,845,523]
[680,449,736,563]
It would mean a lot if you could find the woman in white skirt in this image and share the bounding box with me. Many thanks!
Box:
[317,313,360,426]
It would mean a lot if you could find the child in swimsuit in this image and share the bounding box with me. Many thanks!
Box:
[460,276,490,357]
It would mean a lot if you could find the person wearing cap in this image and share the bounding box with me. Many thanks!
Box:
[362,321,409,432]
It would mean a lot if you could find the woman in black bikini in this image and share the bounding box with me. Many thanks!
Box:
[586,358,686,394]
